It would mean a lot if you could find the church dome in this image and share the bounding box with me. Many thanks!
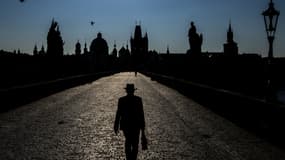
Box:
[90,32,108,56]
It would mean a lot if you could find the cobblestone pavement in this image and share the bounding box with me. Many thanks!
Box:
[0,72,285,160]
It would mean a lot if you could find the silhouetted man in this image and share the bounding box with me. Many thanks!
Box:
[114,84,146,160]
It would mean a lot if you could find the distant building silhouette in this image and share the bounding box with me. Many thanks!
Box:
[111,42,118,58]
[75,40,81,55]
[84,42,88,54]
[187,21,203,54]
[119,45,126,58]
[90,32,109,56]
[224,22,238,55]
[118,44,131,69]
[166,45,170,55]
[119,45,131,58]
[47,19,64,56]
[90,32,109,67]
[126,43,131,56]
[39,45,46,55]
[130,24,148,68]
[33,45,38,56]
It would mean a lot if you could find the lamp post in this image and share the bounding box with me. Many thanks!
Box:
[262,0,280,59]
[262,0,280,101]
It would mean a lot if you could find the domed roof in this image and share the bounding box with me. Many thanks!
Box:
[90,32,108,56]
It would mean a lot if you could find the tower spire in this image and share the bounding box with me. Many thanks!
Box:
[224,20,238,55]
[167,45,170,54]
[227,20,234,43]
[229,19,232,32]
[84,41,88,54]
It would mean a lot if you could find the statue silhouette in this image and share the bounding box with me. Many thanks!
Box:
[188,21,203,54]
[114,84,147,160]
[47,19,64,56]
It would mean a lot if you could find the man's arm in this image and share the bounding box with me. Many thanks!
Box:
[114,99,121,135]
[139,98,145,131]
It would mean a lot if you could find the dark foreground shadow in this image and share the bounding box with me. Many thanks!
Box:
[145,72,285,150]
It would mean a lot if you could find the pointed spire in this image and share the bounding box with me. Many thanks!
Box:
[39,44,45,55]
[228,19,232,32]
[134,25,142,39]
[75,40,81,55]
[227,20,234,43]
[126,41,130,55]
[167,45,170,54]
[33,44,38,55]
[224,20,238,55]
[84,41,88,54]
[112,40,118,57]
[126,41,130,53]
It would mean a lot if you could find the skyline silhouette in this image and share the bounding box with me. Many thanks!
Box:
[2,2,285,157]
[0,0,284,57]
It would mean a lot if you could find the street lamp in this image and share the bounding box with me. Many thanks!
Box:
[262,0,280,101]
[262,0,280,59]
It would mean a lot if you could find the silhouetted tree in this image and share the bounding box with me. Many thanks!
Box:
[47,19,64,56]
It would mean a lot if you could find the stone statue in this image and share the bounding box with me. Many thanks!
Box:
[188,21,203,54]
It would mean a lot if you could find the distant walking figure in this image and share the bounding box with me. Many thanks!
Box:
[114,84,147,160]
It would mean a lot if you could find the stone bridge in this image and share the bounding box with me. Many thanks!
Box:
[0,72,284,160]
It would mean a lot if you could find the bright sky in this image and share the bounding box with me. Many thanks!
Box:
[0,0,284,57]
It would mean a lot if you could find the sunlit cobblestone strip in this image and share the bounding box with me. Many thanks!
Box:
[0,72,284,160]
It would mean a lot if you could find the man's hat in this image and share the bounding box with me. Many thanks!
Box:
[124,83,137,91]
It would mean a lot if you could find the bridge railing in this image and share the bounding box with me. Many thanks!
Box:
[0,71,117,112]
[143,71,285,146]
